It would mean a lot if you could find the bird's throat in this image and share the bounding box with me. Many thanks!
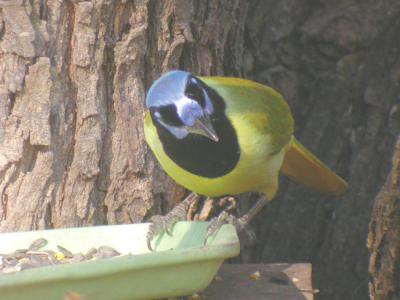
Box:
[153,86,240,178]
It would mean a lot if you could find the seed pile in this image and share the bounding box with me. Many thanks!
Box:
[0,238,121,275]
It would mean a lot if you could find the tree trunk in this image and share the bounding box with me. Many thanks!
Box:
[368,135,400,300]
[0,0,247,230]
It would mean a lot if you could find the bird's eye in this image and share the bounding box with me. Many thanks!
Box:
[185,77,206,107]
[153,105,183,126]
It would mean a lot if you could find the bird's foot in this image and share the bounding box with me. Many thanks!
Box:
[204,196,267,245]
[204,211,245,245]
[146,193,199,251]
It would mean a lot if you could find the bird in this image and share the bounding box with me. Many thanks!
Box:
[144,70,348,246]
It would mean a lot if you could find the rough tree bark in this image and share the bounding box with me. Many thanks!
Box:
[368,135,400,300]
[0,0,247,229]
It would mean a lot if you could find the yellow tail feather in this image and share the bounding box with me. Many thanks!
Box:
[281,138,348,195]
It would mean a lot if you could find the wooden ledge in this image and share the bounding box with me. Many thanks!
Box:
[201,263,315,300]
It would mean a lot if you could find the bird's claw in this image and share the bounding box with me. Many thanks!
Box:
[204,196,268,245]
[146,215,171,251]
[204,210,246,245]
[146,193,199,251]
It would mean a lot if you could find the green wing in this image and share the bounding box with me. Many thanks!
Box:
[200,76,348,195]
[200,76,294,153]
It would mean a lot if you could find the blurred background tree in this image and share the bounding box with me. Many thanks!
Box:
[368,136,400,300]
[0,1,399,300]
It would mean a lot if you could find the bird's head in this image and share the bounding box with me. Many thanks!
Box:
[146,70,219,142]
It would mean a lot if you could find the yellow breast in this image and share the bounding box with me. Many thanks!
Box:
[144,109,288,199]
[144,76,294,199]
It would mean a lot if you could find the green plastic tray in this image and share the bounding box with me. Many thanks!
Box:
[0,222,239,300]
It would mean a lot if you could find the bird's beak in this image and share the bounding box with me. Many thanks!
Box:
[189,115,219,142]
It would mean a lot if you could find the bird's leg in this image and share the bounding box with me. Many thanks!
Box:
[147,193,199,251]
[205,196,267,244]
[236,195,268,229]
